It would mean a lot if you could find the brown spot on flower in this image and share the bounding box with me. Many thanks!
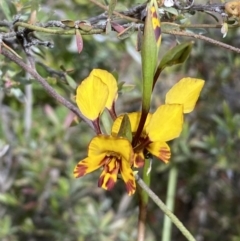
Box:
[151,6,161,46]
[105,177,116,190]
[73,164,88,178]
[125,179,136,195]
[159,147,171,163]
[98,175,104,188]
[134,153,145,168]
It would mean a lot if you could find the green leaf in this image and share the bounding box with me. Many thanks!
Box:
[162,7,179,16]
[0,216,11,237]
[155,41,193,82]
[108,0,117,19]
[61,19,75,27]
[105,20,112,34]
[0,0,11,21]
[65,73,77,90]
[162,22,180,32]
[78,21,92,32]
[118,82,135,93]
[117,114,132,142]
[0,193,19,206]
[117,24,135,39]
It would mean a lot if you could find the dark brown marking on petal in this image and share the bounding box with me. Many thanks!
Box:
[104,158,120,175]
[98,175,104,188]
[159,148,171,163]
[134,153,145,168]
[100,156,110,166]
[73,164,88,178]
[151,9,157,18]
[105,177,116,190]
[125,179,136,195]
[154,27,161,42]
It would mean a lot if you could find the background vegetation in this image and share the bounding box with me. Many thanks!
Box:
[0,0,240,241]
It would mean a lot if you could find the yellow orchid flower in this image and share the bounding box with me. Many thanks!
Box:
[76,69,118,121]
[112,104,183,167]
[73,135,136,195]
[112,78,204,167]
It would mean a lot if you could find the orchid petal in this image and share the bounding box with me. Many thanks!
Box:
[73,154,106,178]
[165,78,204,113]
[90,69,118,110]
[146,104,183,142]
[98,157,119,190]
[147,141,171,163]
[120,158,136,195]
[88,135,133,164]
[76,74,108,120]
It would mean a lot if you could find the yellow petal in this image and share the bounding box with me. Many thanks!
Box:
[76,74,108,120]
[88,135,133,164]
[147,142,171,163]
[146,104,183,142]
[90,69,118,110]
[112,112,152,136]
[165,77,204,113]
[120,158,136,195]
[73,154,106,178]
[98,157,119,191]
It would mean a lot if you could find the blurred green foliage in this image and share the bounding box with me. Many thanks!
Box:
[1,0,240,241]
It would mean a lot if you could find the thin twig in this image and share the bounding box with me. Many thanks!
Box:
[24,61,33,140]
[163,29,240,54]
[89,0,141,23]
[135,174,196,241]
[14,22,104,35]
[1,47,94,130]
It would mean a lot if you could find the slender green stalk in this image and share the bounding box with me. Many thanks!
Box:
[135,173,196,241]
[137,159,151,241]
[162,165,178,241]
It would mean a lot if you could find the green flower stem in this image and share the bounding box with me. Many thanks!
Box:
[162,165,178,241]
[137,159,151,241]
[135,173,196,241]
[142,159,151,204]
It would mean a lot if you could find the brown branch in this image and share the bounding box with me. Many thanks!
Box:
[162,29,240,54]
[89,0,142,23]
[1,47,94,130]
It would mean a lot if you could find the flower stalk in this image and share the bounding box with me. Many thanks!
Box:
[162,165,178,241]
[135,173,197,241]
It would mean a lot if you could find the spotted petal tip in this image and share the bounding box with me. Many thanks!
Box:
[73,163,88,178]
[125,178,136,196]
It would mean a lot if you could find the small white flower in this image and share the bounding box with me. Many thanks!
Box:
[221,22,228,38]
[164,0,174,7]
